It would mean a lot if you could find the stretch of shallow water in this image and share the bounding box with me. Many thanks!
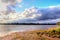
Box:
[0,25,57,37]
[0,25,57,32]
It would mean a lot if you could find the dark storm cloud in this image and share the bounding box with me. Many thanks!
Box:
[35,7,60,20]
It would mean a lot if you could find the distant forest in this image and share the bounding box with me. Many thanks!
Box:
[0,23,56,25]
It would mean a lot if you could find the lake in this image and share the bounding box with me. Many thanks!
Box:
[0,25,57,37]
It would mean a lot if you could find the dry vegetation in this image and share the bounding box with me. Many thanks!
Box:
[44,27,60,38]
[1,27,60,40]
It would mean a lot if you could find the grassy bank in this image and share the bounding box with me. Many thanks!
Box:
[44,27,60,38]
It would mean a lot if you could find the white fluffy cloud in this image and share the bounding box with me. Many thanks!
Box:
[0,0,23,23]
[0,7,42,23]
[0,5,60,23]
[0,1,7,11]
[22,7,42,18]
[0,0,22,12]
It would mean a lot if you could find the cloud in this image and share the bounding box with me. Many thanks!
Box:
[48,5,60,8]
[1,0,22,4]
[0,5,60,23]
[17,0,22,3]
[11,6,60,23]
[0,0,22,12]
[47,5,60,10]
[0,0,22,15]
[0,1,7,11]
[1,7,42,23]
[35,19,60,23]
[0,0,23,23]
[21,7,42,19]
[18,5,22,8]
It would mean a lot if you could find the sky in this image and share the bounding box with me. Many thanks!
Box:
[15,0,60,12]
[0,0,60,23]
[0,0,60,12]
[0,0,60,37]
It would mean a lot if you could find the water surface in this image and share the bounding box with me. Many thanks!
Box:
[0,25,56,37]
